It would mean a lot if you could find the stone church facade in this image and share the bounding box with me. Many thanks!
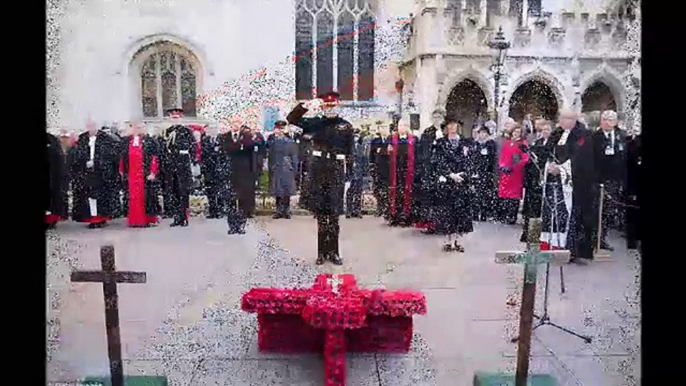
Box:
[47,0,414,131]
[46,0,639,133]
[403,0,640,132]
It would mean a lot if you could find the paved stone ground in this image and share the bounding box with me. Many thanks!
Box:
[46,215,640,386]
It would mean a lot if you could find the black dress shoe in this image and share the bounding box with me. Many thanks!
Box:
[283,214,291,219]
[453,242,465,252]
[600,242,614,251]
[87,223,97,229]
[345,214,351,219]
[442,243,454,252]
[273,214,283,219]
[181,220,189,227]
[569,258,588,266]
[315,255,326,265]
[170,221,181,227]
[329,254,343,265]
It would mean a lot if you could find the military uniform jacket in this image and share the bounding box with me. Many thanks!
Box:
[286,102,354,215]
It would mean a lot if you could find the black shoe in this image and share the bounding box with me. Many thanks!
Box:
[519,233,528,243]
[442,243,454,252]
[87,223,97,229]
[569,258,588,266]
[170,221,182,227]
[181,219,189,227]
[345,214,351,219]
[273,214,283,219]
[329,253,343,265]
[353,214,363,219]
[453,242,465,252]
[316,255,326,265]
[284,214,291,219]
[600,242,614,251]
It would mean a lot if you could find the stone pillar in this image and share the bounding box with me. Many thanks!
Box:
[418,56,439,130]
[479,0,488,26]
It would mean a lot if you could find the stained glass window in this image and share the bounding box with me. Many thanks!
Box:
[138,46,198,118]
[141,56,157,118]
[294,0,375,101]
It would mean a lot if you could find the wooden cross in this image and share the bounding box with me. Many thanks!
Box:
[70,245,147,386]
[326,275,344,295]
[494,219,570,386]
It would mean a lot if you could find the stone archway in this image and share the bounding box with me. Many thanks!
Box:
[581,81,618,113]
[445,79,488,137]
[508,80,559,122]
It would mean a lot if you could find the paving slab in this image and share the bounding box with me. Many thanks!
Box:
[47,215,640,386]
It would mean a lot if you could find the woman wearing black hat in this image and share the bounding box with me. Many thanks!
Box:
[428,117,474,252]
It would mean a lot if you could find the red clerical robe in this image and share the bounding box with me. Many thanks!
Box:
[120,135,160,227]
[388,132,416,224]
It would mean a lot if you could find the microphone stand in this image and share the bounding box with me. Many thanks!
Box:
[511,143,592,344]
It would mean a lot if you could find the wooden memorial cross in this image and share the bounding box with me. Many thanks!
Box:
[70,245,146,386]
[474,219,568,386]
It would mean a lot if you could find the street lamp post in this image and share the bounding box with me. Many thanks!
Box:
[488,26,511,128]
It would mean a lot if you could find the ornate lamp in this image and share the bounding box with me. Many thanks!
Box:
[488,26,511,126]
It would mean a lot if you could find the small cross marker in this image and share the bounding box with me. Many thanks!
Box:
[326,275,344,295]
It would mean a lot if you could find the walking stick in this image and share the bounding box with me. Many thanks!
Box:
[594,183,612,260]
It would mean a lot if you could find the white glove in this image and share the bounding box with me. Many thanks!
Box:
[449,172,464,183]
[86,160,94,168]
[438,175,447,183]
[305,98,323,110]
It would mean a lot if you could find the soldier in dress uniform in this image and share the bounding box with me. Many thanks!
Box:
[286,92,355,265]
[162,107,196,227]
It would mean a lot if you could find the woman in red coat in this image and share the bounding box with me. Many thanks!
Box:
[497,124,529,225]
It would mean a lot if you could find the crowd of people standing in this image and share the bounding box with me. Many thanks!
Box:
[47,102,641,266]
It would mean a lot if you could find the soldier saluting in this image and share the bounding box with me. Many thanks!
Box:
[163,107,196,227]
[286,92,354,266]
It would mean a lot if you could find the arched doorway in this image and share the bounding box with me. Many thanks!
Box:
[581,81,617,113]
[508,80,559,122]
[445,79,488,137]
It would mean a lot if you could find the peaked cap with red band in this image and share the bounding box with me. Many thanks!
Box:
[167,107,184,116]
[319,92,341,104]
[189,124,206,133]
[274,120,288,128]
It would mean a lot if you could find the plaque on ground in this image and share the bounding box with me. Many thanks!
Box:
[82,376,168,386]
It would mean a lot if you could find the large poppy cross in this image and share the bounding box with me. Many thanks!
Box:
[242,274,427,386]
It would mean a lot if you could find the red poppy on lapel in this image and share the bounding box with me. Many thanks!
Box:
[577,137,585,146]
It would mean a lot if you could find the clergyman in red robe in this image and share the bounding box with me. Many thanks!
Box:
[387,118,417,227]
[119,121,161,227]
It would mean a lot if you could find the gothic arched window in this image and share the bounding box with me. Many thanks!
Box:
[295,0,376,102]
[136,42,200,118]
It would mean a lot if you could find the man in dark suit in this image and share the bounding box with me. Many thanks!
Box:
[592,110,627,251]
